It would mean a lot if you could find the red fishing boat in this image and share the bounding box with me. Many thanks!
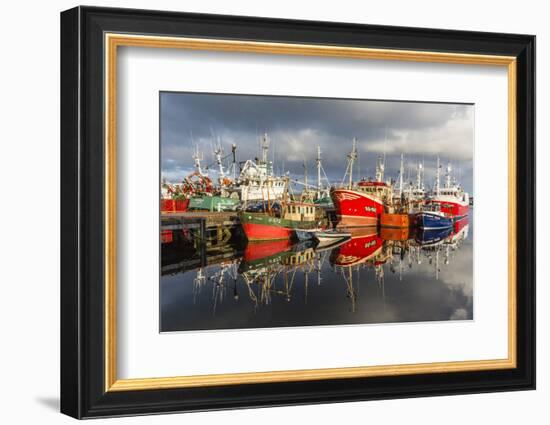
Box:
[429,160,470,219]
[330,140,392,227]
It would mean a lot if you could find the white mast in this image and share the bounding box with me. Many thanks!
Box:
[193,145,204,175]
[214,144,225,179]
[416,162,424,191]
[398,153,404,197]
[261,133,269,164]
[303,160,308,192]
[317,145,322,198]
[375,155,385,182]
[348,138,358,189]
[434,157,441,196]
[231,143,237,180]
[445,162,452,189]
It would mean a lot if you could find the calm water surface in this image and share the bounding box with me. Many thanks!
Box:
[160,212,473,332]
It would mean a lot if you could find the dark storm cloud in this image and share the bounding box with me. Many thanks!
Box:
[160,92,474,193]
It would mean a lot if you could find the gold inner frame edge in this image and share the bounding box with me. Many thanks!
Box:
[104,33,518,392]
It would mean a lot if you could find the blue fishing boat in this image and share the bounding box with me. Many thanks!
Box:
[415,211,453,229]
[414,203,453,229]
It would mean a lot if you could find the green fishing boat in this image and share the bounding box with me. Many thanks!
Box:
[188,195,240,212]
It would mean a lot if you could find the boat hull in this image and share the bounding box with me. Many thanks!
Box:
[330,189,383,227]
[240,212,317,241]
[329,228,382,267]
[161,198,189,213]
[188,196,239,212]
[415,212,453,229]
[415,227,453,246]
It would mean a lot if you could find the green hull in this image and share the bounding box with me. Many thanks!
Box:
[188,196,240,212]
[240,212,319,230]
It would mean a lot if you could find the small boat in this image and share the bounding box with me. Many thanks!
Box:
[313,230,352,250]
[314,229,351,243]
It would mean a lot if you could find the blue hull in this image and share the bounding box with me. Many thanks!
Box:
[415,227,453,246]
[416,212,453,229]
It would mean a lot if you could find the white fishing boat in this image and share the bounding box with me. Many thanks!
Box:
[230,133,288,203]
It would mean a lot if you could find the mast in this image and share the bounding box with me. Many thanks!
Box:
[375,155,385,182]
[416,162,424,192]
[231,143,237,180]
[434,157,441,196]
[317,145,322,198]
[347,138,358,190]
[398,153,404,197]
[445,162,452,189]
[214,144,225,179]
[261,133,269,164]
[193,145,204,175]
[303,160,308,189]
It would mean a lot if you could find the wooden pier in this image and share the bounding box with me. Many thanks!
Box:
[161,211,242,249]
[161,243,242,275]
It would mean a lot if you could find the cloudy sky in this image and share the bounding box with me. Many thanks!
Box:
[160,92,474,194]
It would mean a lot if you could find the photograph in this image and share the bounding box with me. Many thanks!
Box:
[159,92,474,332]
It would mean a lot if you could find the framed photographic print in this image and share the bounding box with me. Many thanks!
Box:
[60,6,536,419]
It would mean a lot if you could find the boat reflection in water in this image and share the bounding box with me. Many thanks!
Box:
[161,214,472,332]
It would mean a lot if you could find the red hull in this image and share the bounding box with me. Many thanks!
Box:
[243,239,292,262]
[161,198,189,213]
[431,199,469,218]
[331,189,384,227]
[453,215,469,234]
[330,228,383,267]
[242,222,293,241]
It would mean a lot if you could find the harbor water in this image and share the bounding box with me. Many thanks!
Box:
[160,211,473,332]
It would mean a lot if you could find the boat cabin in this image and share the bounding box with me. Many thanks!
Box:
[283,202,317,222]
[356,180,393,200]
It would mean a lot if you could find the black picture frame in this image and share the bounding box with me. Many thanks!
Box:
[61,5,535,419]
